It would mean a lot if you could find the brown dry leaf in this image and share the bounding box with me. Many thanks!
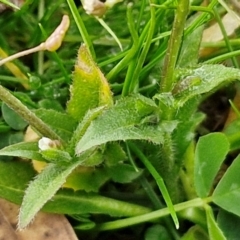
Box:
[200,12,240,57]
[0,198,78,240]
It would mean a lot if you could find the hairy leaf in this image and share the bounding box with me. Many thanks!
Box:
[75,95,170,154]
[175,64,240,105]
[0,161,150,218]
[0,160,36,204]
[18,150,91,229]
[107,164,143,183]
[44,189,151,217]
[34,109,77,141]
[0,142,45,161]
[67,45,112,121]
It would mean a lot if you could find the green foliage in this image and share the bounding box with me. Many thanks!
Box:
[194,133,229,198]
[212,154,240,217]
[217,210,240,240]
[67,45,113,122]
[2,103,28,130]
[1,0,240,239]
[0,142,45,161]
[75,95,167,155]
[205,204,226,240]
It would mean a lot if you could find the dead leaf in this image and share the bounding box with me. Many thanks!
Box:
[0,198,78,240]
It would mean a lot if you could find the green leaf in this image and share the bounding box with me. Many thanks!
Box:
[0,160,36,204]
[34,109,77,141]
[107,164,143,183]
[212,154,240,217]
[178,25,204,67]
[194,133,229,198]
[173,98,204,162]
[217,209,240,240]
[75,95,169,154]
[0,142,45,161]
[104,142,126,166]
[0,160,150,218]
[175,64,240,105]
[2,103,28,130]
[67,45,113,121]
[64,167,109,192]
[68,106,105,153]
[43,189,151,217]
[38,99,64,111]
[40,149,72,164]
[223,119,240,151]
[205,204,226,240]
[181,225,209,240]
[144,224,170,240]
[18,150,91,229]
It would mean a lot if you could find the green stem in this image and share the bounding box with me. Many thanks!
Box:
[160,0,190,92]
[66,0,95,59]
[106,4,138,83]
[128,142,179,229]
[126,143,181,240]
[204,49,240,63]
[96,17,123,51]
[96,197,211,231]
[213,7,239,68]
[38,0,45,75]
[0,85,63,142]
[201,39,240,48]
[127,1,156,94]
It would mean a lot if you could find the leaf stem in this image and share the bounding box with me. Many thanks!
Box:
[128,141,179,229]
[0,86,63,142]
[96,197,211,231]
[213,7,239,68]
[160,0,190,92]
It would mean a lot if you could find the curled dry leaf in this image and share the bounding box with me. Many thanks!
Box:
[0,198,78,240]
